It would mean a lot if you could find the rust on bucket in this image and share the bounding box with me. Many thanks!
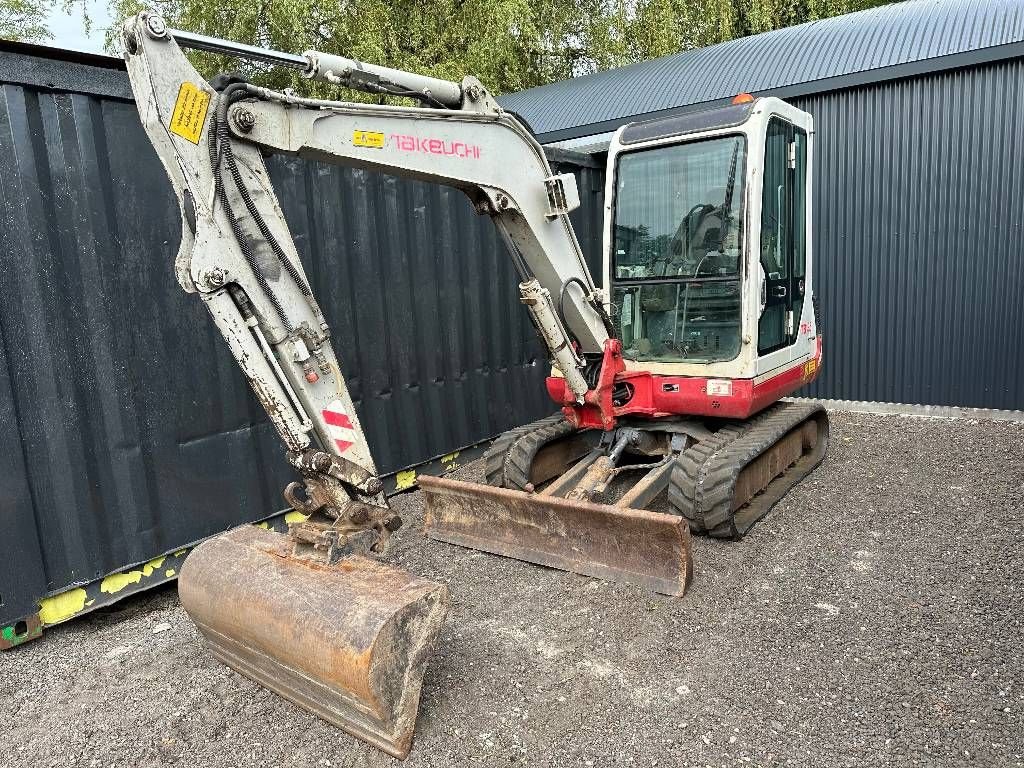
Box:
[178,525,448,759]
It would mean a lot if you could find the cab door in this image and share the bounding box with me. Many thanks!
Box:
[757,116,808,364]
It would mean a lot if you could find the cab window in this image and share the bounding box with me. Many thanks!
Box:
[611,136,745,363]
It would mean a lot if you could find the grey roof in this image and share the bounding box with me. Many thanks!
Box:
[500,0,1024,142]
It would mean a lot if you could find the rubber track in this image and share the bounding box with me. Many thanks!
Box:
[670,402,827,539]
[668,420,751,534]
[502,417,578,491]
[483,414,566,488]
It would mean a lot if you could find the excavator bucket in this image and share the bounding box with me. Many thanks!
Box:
[419,475,692,596]
[178,525,448,759]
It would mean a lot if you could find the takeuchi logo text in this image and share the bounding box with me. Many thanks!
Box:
[389,133,481,158]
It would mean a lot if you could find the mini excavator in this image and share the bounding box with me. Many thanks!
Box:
[122,13,827,759]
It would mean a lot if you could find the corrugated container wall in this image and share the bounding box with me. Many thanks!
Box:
[0,50,601,627]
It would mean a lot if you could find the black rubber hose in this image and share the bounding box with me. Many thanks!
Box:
[208,92,294,333]
[215,85,321,313]
[558,276,590,331]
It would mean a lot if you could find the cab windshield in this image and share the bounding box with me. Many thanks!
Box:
[611,135,746,363]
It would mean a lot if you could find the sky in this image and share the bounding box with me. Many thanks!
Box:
[45,0,114,54]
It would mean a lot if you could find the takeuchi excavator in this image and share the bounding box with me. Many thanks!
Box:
[122,13,828,759]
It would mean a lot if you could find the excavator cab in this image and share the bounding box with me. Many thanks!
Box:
[606,96,817,381]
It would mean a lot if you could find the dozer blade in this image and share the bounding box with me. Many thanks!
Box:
[178,525,448,759]
[419,475,692,596]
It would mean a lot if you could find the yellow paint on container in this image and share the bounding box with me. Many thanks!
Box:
[100,570,143,594]
[165,568,176,578]
[254,521,270,529]
[441,451,460,464]
[141,556,166,577]
[395,469,417,491]
[173,549,187,557]
[38,588,88,624]
[284,510,310,524]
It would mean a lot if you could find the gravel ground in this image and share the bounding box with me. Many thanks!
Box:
[3,411,1023,768]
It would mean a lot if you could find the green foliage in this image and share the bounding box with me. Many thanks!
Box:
[105,0,901,95]
[0,0,54,41]
[590,0,901,66]
[107,0,611,98]
[0,0,94,43]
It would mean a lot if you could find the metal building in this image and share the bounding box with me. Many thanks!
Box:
[502,0,1024,410]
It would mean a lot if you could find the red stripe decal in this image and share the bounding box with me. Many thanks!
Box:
[334,438,353,453]
[322,410,353,429]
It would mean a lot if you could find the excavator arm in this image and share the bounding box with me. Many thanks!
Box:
[120,12,620,759]
[125,14,610,499]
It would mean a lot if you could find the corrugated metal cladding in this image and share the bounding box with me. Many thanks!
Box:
[0,51,601,626]
[792,60,1024,408]
[500,0,1024,140]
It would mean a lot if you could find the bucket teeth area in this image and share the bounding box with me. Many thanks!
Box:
[178,526,448,759]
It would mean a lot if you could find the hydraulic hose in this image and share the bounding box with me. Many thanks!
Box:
[211,83,327,330]
[557,275,592,349]
[208,88,294,333]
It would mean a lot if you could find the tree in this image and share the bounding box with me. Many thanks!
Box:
[107,0,615,98]
[1,0,96,44]
[105,0,902,95]
[1,0,53,41]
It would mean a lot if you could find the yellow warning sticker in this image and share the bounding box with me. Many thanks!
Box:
[169,82,210,144]
[353,130,385,148]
